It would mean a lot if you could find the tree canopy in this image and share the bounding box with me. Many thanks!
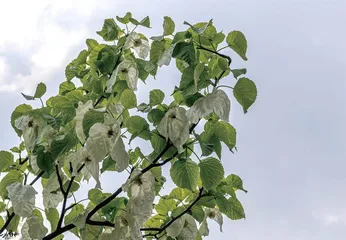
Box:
[0,13,257,240]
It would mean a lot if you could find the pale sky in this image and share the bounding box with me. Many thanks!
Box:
[0,0,346,239]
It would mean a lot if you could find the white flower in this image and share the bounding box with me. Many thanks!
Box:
[157,107,190,153]
[21,216,48,240]
[158,45,174,67]
[76,147,101,189]
[124,32,150,59]
[106,60,139,92]
[15,115,42,152]
[199,208,223,236]
[7,183,37,217]
[186,89,231,124]
[74,100,94,144]
[42,172,65,209]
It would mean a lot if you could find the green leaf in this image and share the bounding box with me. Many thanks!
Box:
[150,40,166,64]
[170,159,199,191]
[6,214,20,232]
[163,16,175,36]
[21,93,35,100]
[226,30,248,61]
[0,151,14,172]
[65,204,85,236]
[155,198,177,216]
[216,195,245,220]
[0,171,23,198]
[191,204,205,223]
[34,82,47,98]
[51,134,79,160]
[169,188,192,202]
[11,104,32,136]
[150,133,166,153]
[233,77,257,113]
[185,20,212,35]
[149,89,165,106]
[231,68,247,79]
[226,174,247,193]
[125,116,150,141]
[86,39,99,52]
[172,42,196,65]
[34,145,54,174]
[148,109,165,126]
[82,110,104,138]
[97,18,119,41]
[218,58,229,71]
[194,63,205,90]
[120,89,137,109]
[199,157,224,190]
[213,121,237,150]
[46,208,59,231]
[0,217,3,228]
[116,12,132,24]
[101,156,116,173]
[59,81,76,95]
[139,16,151,27]
[172,31,192,44]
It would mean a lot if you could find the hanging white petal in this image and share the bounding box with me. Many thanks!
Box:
[166,217,184,238]
[177,214,198,240]
[77,147,101,189]
[15,115,42,152]
[186,89,231,123]
[124,32,150,59]
[7,183,37,217]
[110,137,130,172]
[74,100,93,144]
[22,216,48,239]
[106,60,139,93]
[30,155,41,174]
[126,171,155,226]
[158,45,174,67]
[205,207,223,232]
[42,172,64,209]
[157,107,190,153]
[112,212,142,240]
[86,122,121,162]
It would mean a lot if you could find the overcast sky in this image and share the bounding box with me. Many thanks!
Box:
[1,0,346,239]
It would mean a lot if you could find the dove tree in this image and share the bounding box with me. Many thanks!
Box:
[0,13,257,240]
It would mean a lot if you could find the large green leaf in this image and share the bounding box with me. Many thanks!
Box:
[150,40,166,64]
[199,157,224,190]
[82,110,104,138]
[51,134,79,160]
[125,116,150,141]
[233,77,257,113]
[11,104,32,136]
[34,83,47,98]
[0,151,14,172]
[213,121,237,150]
[149,89,165,106]
[46,208,59,231]
[191,204,205,223]
[170,159,199,191]
[120,89,137,109]
[0,171,23,198]
[163,16,175,36]
[59,81,76,95]
[116,12,132,24]
[226,174,247,193]
[155,198,177,216]
[148,109,165,126]
[97,18,119,41]
[215,195,245,220]
[34,145,54,174]
[172,42,196,66]
[226,31,248,61]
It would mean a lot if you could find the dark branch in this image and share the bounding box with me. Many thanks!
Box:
[55,165,65,195]
[197,45,232,65]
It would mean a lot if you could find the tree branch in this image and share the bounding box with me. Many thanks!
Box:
[142,188,205,237]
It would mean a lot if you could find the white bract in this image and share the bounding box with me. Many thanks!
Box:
[186,89,231,123]
[177,214,198,240]
[15,115,41,152]
[7,183,37,217]
[74,100,93,144]
[166,217,185,238]
[111,137,130,172]
[126,171,156,226]
[199,208,223,236]
[124,32,150,59]
[21,216,48,239]
[106,60,139,92]
[42,171,65,209]
[158,45,174,67]
[157,107,190,153]
[76,147,101,189]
